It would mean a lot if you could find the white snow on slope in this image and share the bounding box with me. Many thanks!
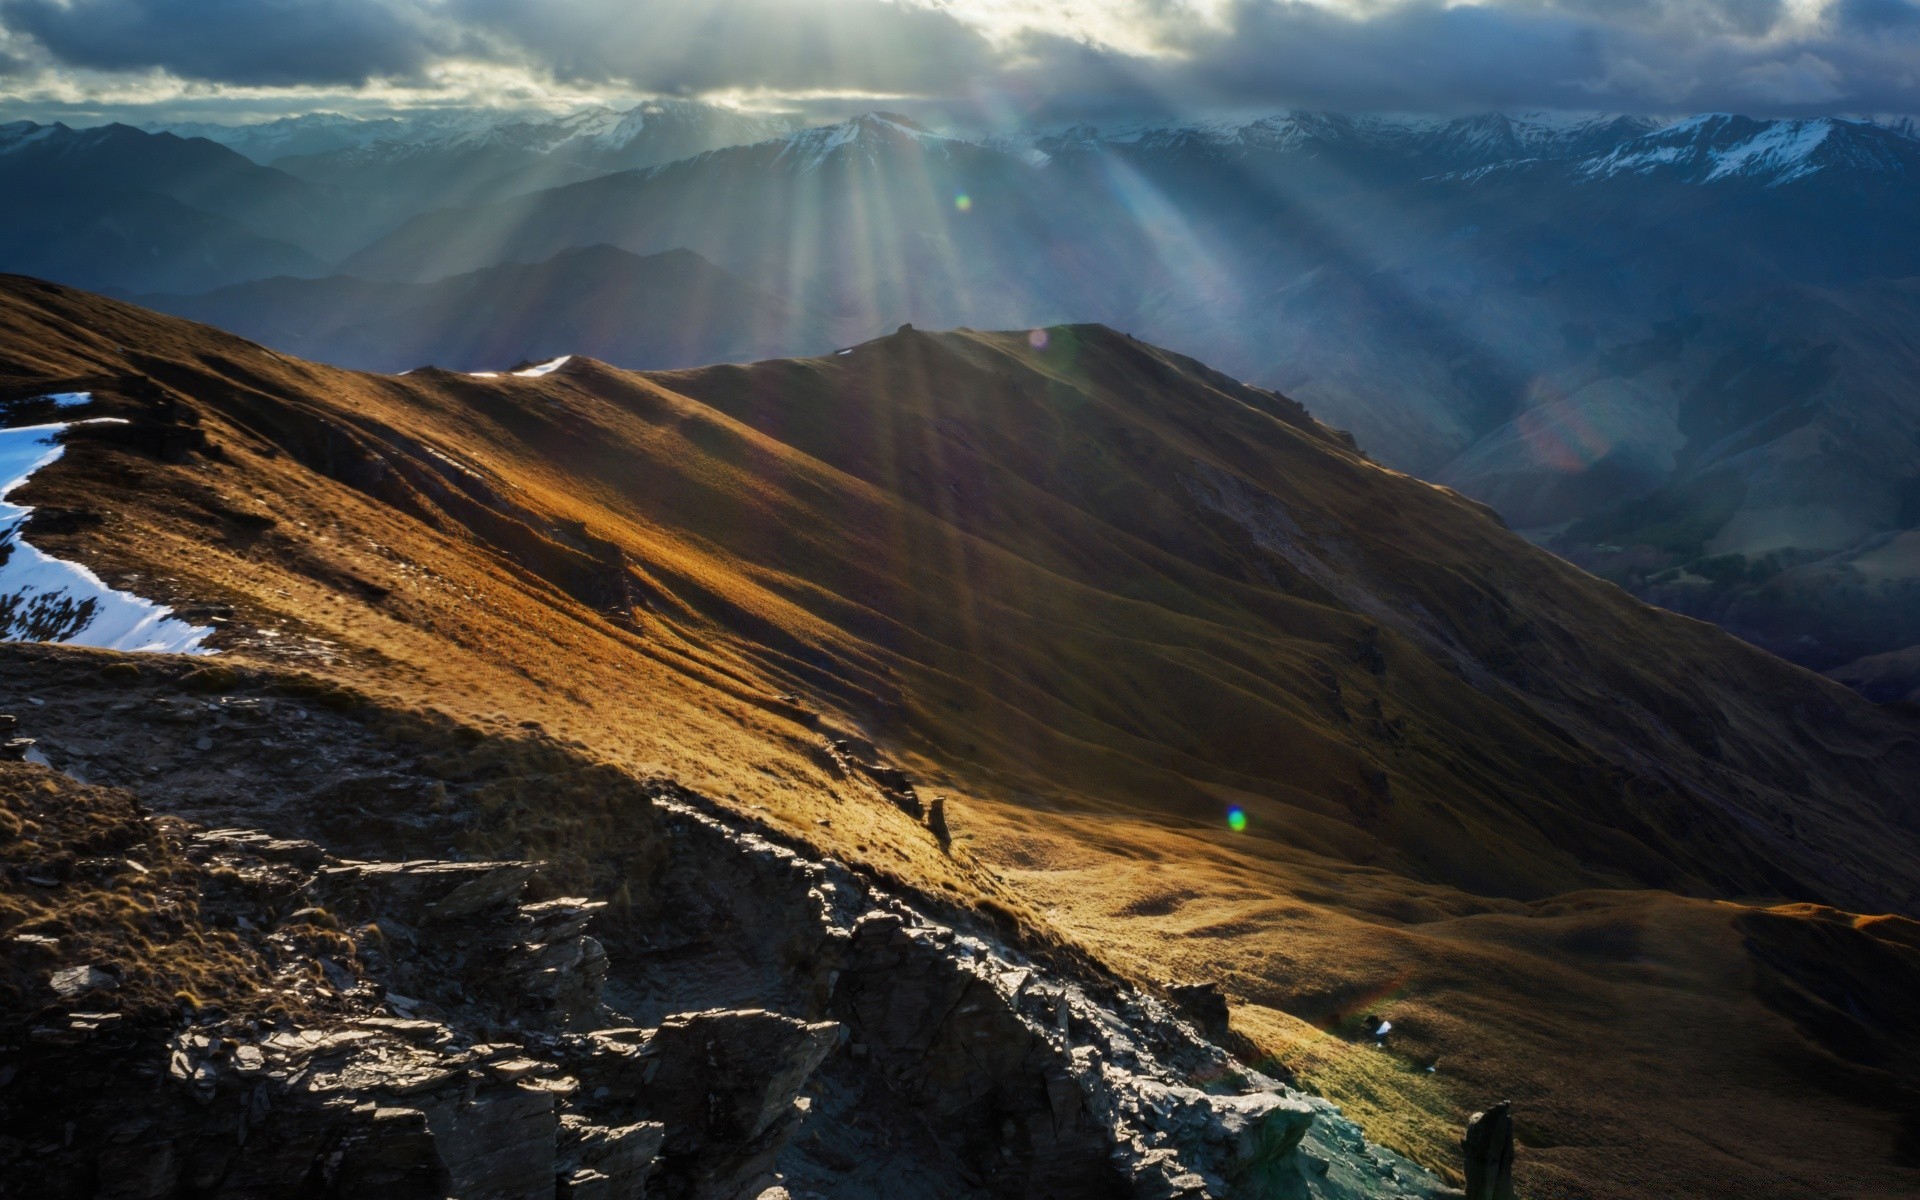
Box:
[512,355,572,377]
[0,421,213,654]
[1703,119,1835,183]
[1575,115,1859,185]
[773,114,955,172]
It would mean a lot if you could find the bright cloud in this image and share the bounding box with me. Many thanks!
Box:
[0,0,1914,123]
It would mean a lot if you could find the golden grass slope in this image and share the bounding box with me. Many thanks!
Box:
[1,276,1917,1197]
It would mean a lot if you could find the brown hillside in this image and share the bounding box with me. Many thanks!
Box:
[1,276,1916,1197]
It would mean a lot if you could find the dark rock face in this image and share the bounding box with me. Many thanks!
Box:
[1461,1102,1517,1200]
[2,815,836,1200]
[836,911,1118,1197]
[1166,983,1231,1039]
[635,1010,837,1198]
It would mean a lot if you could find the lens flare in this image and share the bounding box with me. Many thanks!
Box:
[1227,807,1247,832]
[1028,328,1049,350]
[954,193,972,212]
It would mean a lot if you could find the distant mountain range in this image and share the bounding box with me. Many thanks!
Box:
[0,120,329,292]
[155,100,804,216]
[12,103,1920,697]
[141,245,842,373]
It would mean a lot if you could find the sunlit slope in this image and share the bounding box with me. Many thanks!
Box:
[1,276,1916,1197]
[647,324,1919,910]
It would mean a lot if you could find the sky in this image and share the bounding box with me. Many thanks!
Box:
[0,0,1916,126]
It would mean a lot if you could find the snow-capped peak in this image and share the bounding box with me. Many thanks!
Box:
[1573,114,1914,187]
[771,113,956,172]
[1008,109,1660,172]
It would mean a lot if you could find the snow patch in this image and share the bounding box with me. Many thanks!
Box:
[512,355,572,377]
[1703,119,1834,183]
[1573,115,1874,186]
[773,114,953,172]
[0,421,213,655]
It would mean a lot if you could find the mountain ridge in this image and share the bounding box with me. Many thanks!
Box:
[14,106,1920,700]
[0,276,1917,1196]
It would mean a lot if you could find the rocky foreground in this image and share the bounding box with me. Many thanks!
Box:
[0,647,1501,1199]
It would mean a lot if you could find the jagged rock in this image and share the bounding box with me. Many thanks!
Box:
[558,1115,666,1198]
[2,762,1448,1200]
[522,897,609,944]
[925,795,951,847]
[49,965,117,999]
[501,932,609,1016]
[317,860,539,922]
[1462,1101,1516,1200]
[638,1008,838,1198]
[326,1105,444,1199]
[1213,1092,1318,1190]
[421,1082,559,1200]
[192,827,326,868]
[837,912,1121,1197]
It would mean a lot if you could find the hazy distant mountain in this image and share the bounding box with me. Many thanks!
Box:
[341,113,1138,332]
[1017,109,1663,184]
[0,121,329,292]
[140,112,442,162]
[333,109,1920,695]
[17,105,1920,693]
[1429,276,1920,689]
[271,100,805,214]
[344,111,1920,460]
[16,105,807,291]
[141,244,843,373]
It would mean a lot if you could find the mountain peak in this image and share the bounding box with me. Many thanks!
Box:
[771,112,953,171]
[1576,113,1915,186]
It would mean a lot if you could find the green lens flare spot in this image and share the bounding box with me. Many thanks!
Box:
[954,193,972,212]
[1227,807,1248,832]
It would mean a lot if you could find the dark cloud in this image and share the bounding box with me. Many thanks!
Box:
[1833,0,1920,31]
[996,0,1920,119]
[0,0,1916,118]
[0,0,456,86]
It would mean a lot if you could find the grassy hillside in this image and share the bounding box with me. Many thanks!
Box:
[1,276,1916,1196]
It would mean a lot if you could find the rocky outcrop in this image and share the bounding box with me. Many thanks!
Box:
[1,817,847,1200]
[1166,983,1232,1039]
[1461,1102,1516,1200]
[1,675,1456,1200]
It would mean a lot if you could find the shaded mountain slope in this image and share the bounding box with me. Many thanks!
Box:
[338,113,1148,334]
[0,122,328,294]
[270,99,803,217]
[1469,277,1920,696]
[0,121,354,291]
[138,245,844,374]
[0,277,1916,1197]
